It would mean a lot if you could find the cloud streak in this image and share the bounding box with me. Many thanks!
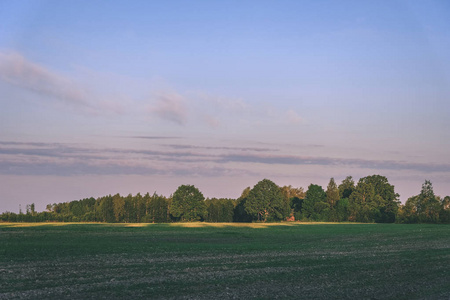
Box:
[131,136,183,140]
[149,91,188,125]
[164,144,278,152]
[0,145,250,178]
[1,141,450,177]
[219,153,450,173]
[286,109,303,124]
[0,51,127,115]
[0,51,90,107]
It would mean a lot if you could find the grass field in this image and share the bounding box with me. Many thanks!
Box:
[1,223,449,299]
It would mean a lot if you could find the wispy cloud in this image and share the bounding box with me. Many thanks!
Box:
[286,109,303,124]
[149,91,188,125]
[131,136,183,140]
[0,140,227,178]
[202,115,220,128]
[0,51,90,107]
[0,141,222,176]
[1,141,450,178]
[164,144,278,152]
[0,141,59,147]
[219,153,450,173]
[193,92,252,128]
[195,92,250,112]
[148,90,251,128]
[0,51,126,114]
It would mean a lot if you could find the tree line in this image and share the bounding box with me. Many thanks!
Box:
[1,175,449,223]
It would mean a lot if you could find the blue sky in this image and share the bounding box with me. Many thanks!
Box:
[1,0,450,212]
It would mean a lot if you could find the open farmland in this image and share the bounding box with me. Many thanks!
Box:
[1,223,449,299]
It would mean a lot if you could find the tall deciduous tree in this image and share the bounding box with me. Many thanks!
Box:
[349,180,376,222]
[349,175,399,223]
[417,180,440,223]
[134,193,146,223]
[170,185,206,221]
[359,175,400,223]
[326,178,339,208]
[281,185,305,219]
[99,195,114,223]
[339,176,355,199]
[335,198,349,221]
[326,178,340,221]
[245,179,288,222]
[440,196,450,223]
[148,193,169,223]
[233,187,252,222]
[124,194,135,223]
[205,198,235,222]
[113,193,124,222]
[400,195,419,223]
[302,184,327,221]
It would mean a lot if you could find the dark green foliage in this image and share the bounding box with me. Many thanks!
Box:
[98,195,115,223]
[417,180,440,223]
[69,200,83,217]
[398,180,441,223]
[399,195,419,223]
[233,187,252,222]
[440,196,450,223]
[290,197,303,216]
[349,180,376,222]
[147,193,169,223]
[233,198,252,222]
[170,185,206,221]
[339,176,355,199]
[349,175,399,223]
[113,193,125,222]
[335,198,349,221]
[302,184,327,221]
[281,185,305,220]
[205,198,235,222]
[124,194,135,223]
[244,179,289,222]
[326,178,339,208]
[135,193,146,223]
[361,175,400,222]
[326,178,340,221]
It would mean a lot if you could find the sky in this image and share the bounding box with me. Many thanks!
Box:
[1,0,450,213]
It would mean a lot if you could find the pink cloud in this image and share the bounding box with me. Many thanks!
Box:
[0,51,126,115]
[149,91,188,125]
[286,109,303,124]
[0,51,89,107]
